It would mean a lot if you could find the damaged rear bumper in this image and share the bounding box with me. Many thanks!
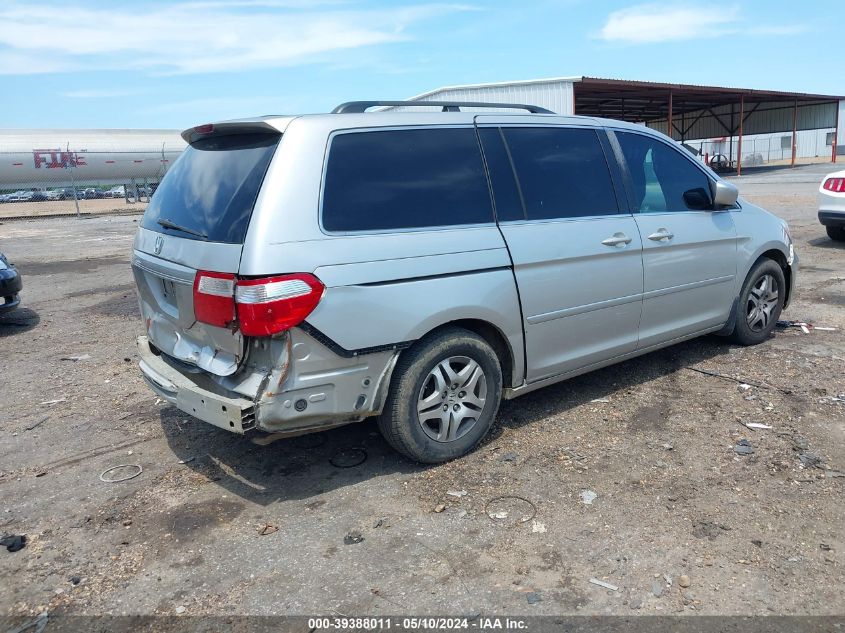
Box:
[137,330,401,437]
[137,336,256,433]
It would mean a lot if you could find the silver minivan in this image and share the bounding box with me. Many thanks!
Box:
[133,101,797,463]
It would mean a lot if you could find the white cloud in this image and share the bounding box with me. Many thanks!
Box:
[0,1,470,75]
[598,4,802,44]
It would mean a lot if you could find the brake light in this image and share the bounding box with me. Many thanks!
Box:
[823,177,845,193]
[193,271,236,328]
[236,274,324,336]
[193,271,324,335]
[193,123,214,135]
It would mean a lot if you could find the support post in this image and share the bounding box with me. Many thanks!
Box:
[833,103,839,164]
[667,91,673,140]
[737,95,745,176]
[729,103,735,167]
[67,143,80,219]
[791,100,798,168]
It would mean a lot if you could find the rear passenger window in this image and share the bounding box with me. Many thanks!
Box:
[322,128,493,232]
[616,132,714,212]
[477,127,525,221]
[501,127,618,220]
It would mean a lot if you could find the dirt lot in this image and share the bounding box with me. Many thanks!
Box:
[0,163,843,619]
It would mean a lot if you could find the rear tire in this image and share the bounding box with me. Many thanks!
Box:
[377,327,502,463]
[730,258,785,346]
[826,225,845,242]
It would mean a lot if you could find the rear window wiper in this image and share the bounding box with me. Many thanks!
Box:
[156,218,208,240]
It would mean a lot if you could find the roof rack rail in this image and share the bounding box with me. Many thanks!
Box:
[331,100,554,114]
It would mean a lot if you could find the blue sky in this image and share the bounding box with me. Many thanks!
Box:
[0,0,841,130]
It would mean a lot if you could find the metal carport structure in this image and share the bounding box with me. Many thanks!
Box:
[573,77,844,174]
[389,76,844,175]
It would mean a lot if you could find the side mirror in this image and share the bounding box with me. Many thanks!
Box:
[710,179,738,209]
[683,187,713,211]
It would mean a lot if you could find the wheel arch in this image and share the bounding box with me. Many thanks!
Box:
[754,247,793,308]
[410,319,519,390]
[741,242,793,308]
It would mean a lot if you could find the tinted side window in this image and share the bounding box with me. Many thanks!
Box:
[477,127,525,221]
[500,127,619,220]
[616,132,713,212]
[322,128,493,232]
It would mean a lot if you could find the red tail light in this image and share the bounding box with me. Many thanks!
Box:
[823,177,845,193]
[236,274,324,336]
[193,271,324,336]
[193,271,236,328]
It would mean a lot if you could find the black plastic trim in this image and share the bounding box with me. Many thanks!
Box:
[356,265,510,288]
[298,322,413,358]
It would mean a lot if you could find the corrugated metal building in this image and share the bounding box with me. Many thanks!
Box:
[384,77,845,170]
[384,77,577,115]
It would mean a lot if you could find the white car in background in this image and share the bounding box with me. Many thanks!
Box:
[105,186,126,198]
[8,190,33,202]
[819,169,845,241]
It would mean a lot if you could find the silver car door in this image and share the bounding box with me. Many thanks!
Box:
[476,117,644,382]
[611,129,737,348]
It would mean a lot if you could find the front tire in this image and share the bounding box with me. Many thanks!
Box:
[378,327,502,463]
[730,258,785,346]
[826,225,845,242]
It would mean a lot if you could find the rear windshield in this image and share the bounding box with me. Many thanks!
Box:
[141,133,279,243]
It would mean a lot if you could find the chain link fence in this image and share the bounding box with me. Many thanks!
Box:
[0,144,184,219]
[682,128,838,172]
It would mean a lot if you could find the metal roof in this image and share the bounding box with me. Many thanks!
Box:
[399,77,582,102]
[574,76,845,122]
[399,76,843,122]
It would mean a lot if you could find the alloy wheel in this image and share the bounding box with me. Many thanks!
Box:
[746,273,779,332]
[416,356,487,442]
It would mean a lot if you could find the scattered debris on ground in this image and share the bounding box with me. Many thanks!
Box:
[1,535,27,553]
[580,489,598,505]
[257,523,278,536]
[98,464,143,483]
[343,531,364,545]
[735,439,755,455]
[589,578,619,591]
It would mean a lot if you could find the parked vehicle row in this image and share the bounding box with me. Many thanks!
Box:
[0,185,143,202]
[132,101,797,463]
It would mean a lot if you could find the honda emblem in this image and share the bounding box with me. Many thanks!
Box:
[154,235,164,255]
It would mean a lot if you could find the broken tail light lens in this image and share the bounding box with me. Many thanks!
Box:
[193,271,236,328]
[823,177,845,193]
[235,274,325,336]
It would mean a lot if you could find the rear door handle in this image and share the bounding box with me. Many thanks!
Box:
[647,228,674,242]
[601,233,632,247]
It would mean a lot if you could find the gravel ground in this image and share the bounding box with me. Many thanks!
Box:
[0,163,843,619]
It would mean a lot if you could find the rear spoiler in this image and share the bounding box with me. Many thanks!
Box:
[181,121,281,144]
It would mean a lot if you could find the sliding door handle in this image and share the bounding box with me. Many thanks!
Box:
[601,234,632,247]
[648,228,674,241]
